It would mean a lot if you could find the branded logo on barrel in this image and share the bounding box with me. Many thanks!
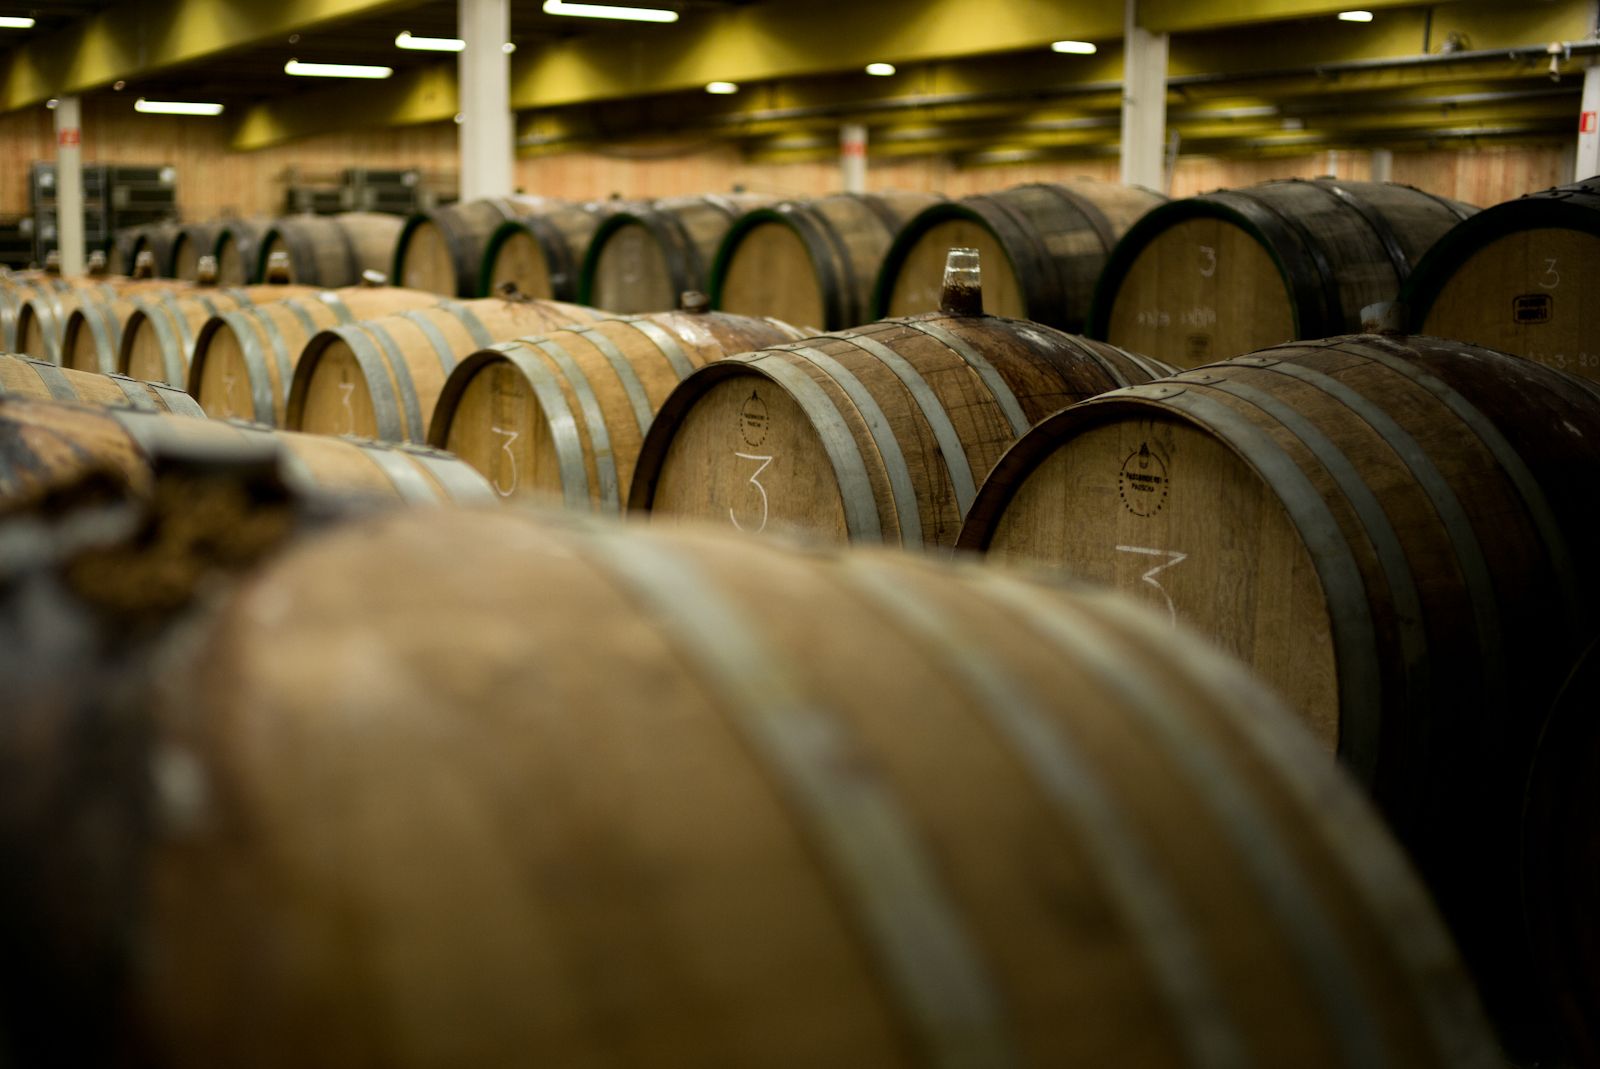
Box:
[739,390,769,448]
[1514,293,1552,325]
[1119,442,1169,517]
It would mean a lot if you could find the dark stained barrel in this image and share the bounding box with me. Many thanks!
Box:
[168,223,222,281]
[579,193,771,314]
[394,195,561,298]
[214,218,272,285]
[875,181,1165,330]
[711,191,944,331]
[1090,179,1475,366]
[256,212,405,288]
[129,221,183,279]
[480,199,619,301]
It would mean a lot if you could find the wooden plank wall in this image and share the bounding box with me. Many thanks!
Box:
[0,99,1575,220]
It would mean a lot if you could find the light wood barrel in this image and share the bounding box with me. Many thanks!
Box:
[480,199,618,301]
[1523,637,1600,1067]
[286,297,603,444]
[631,310,1175,548]
[394,195,557,298]
[876,181,1165,330]
[579,193,770,314]
[118,284,320,388]
[1403,179,1600,381]
[0,396,493,505]
[956,332,1600,1056]
[186,285,443,427]
[429,309,805,508]
[129,221,182,279]
[169,223,222,280]
[712,191,944,331]
[22,279,183,365]
[257,212,405,287]
[10,502,1491,1066]
[1090,179,1475,366]
[214,218,271,285]
[0,352,204,415]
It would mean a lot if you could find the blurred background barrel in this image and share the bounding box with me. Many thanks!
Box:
[0,352,203,415]
[394,195,559,298]
[429,308,805,508]
[875,181,1165,330]
[214,218,272,285]
[119,283,320,387]
[481,199,619,301]
[711,191,943,331]
[128,221,183,279]
[1403,179,1600,380]
[1090,179,1474,366]
[580,193,769,314]
[256,212,404,288]
[168,222,221,281]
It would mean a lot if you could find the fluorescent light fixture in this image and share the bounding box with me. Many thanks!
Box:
[866,62,896,76]
[135,98,225,116]
[1051,40,1097,54]
[396,31,465,51]
[542,1,679,23]
[1338,9,1374,20]
[284,59,394,78]
[706,81,739,94]
[0,16,35,28]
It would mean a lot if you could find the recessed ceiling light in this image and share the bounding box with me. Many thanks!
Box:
[866,62,896,76]
[543,1,679,23]
[502,41,517,53]
[135,99,225,116]
[1338,10,1374,21]
[284,59,394,79]
[706,81,739,94]
[1051,40,1097,54]
[0,16,35,29]
[396,31,465,51]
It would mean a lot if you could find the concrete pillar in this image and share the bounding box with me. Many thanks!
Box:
[53,96,85,276]
[840,123,867,194]
[1577,61,1600,181]
[458,0,513,201]
[1370,148,1394,183]
[1119,0,1169,191]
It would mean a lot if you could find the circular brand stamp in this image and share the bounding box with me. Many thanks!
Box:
[1119,442,1169,517]
[739,390,769,448]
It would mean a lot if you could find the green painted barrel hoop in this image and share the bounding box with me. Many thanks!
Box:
[709,205,854,330]
[870,200,1038,325]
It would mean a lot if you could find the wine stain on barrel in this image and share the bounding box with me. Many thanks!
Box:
[1119,442,1169,518]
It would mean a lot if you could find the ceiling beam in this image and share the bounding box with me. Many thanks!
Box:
[0,0,421,112]
[231,62,456,150]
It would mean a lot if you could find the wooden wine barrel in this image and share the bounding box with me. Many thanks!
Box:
[1090,179,1475,366]
[429,308,805,508]
[1402,179,1600,381]
[480,199,618,301]
[579,193,771,314]
[874,181,1164,330]
[1523,638,1600,1067]
[0,396,493,505]
[108,226,143,275]
[117,284,320,388]
[712,191,945,331]
[214,218,271,285]
[393,195,560,298]
[0,352,204,415]
[286,296,603,444]
[631,280,1175,548]
[256,212,405,288]
[169,223,222,281]
[956,332,1600,1056]
[0,497,1498,1067]
[129,221,183,279]
[19,279,180,364]
[186,285,443,427]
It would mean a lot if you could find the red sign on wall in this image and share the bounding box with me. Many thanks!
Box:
[57,128,80,146]
[1582,111,1598,134]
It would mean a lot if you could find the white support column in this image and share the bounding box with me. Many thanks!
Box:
[1119,0,1169,192]
[1370,148,1394,183]
[840,123,867,193]
[458,0,513,201]
[1577,61,1600,181]
[53,96,85,276]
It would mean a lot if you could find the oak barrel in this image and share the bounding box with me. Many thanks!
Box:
[1402,178,1600,381]
[285,296,603,444]
[169,223,222,281]
[0,396,492,505]
[579,193,770,314]
[480,199,618,301]
[428,308,805,508]
[129,221,183,279]
[186,285,443,426]
[22,279,186,366]
[0,500,1498,1066]
[256,212,405,287]
[875,180,1165,330]
[394,194,557,298]
[214,218,272,285]
[0,352,204,415]
[711,191,944,331]
[117,284,320,388]
[1089,179,1474,366]
[956,332,1600,1056]
[631,278,1175,548]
